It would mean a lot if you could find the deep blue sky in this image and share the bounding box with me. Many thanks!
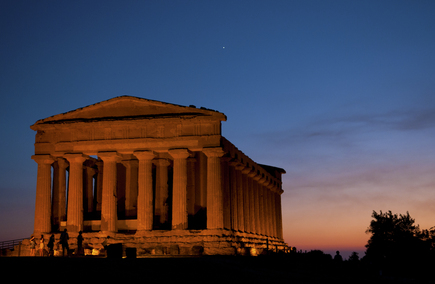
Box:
[1,1,435,258]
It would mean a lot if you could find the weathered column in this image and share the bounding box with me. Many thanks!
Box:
[99,152,120,234]
[194,152,207,228]
[186,157,196,224]
[241,167,251,233]
[52,158,68,230]
[271,186,278,238]
[169,149,190,230]
[258,177,267,236]
[154,158,170,226]
[265,181,273,237]
[32,155,54,234]
[277,189,284,239]
[270,190,277,238]
[269,187,277,238]
[122,159,138,218]
[84,166,96,215]
[64,154,87,233]
[275,187,283,239]
[229,160,239,231]
[134,150,155,232]
[203,147,225,230]
[235,164,245,232]
[221,157,232,230]
[252,174,261,235]
[248,170,256,234]
[197,152,207,210]
[95,160,103,212]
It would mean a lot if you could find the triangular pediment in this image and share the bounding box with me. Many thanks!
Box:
[31,96,226,128]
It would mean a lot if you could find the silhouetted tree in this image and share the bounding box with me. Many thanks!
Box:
[365,210,434,277]
[348,251,359,262]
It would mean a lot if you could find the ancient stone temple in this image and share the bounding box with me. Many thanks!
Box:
[30,96,287,255]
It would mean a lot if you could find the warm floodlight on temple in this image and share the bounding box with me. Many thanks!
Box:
[29,96,287,256]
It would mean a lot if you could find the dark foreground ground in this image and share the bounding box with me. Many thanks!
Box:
[0,255,432,283]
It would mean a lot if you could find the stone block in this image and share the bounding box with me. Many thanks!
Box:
[191,245,204,255]
[169,244,180,255]
[155,245,165,255]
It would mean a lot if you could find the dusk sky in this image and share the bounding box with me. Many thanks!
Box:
[1,1,434,258]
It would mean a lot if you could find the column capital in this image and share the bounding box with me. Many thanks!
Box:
[121,159,139,168]
[202,147,225,158]
[153,158,171,167]
[56,157,69,169]
[258,176,268,185]
[168,148,190,159]
[64,153,87,163]
[98,151,121,162]
[32,154,54,165]
[262,179,272,187]
[247,170,258,178]
[241,166,253,175]
[235,164,246,171]
[268,181,277,191]
[229,158,241,166]
[133,150,155,161]
[253,173,262,181]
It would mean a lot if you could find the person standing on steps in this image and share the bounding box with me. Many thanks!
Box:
[60,229,69,256]
[39,235,45,256]
[29,236,36,256]
[77,231,84,256]
[47,234,55,256]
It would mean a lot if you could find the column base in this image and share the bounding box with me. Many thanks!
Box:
[135,230,152,237]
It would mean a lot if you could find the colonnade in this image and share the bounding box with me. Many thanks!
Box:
[225,159,283,239]
[32,147,283,240]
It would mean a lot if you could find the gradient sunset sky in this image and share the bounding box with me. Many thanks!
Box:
[1,1,434,258]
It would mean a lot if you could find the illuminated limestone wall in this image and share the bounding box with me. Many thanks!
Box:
[30,96,286,255]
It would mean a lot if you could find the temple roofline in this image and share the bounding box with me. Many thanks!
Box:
[31,95,227,129]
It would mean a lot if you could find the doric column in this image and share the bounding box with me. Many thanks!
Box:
[252,174,261,235]
[169,149,190,230]
[99,152,120,234]
[271,184,278,238]
[32,155,54,234]
[269,189,277,238]
[203,147,225,230]
[274,186,283,239]
[52,158,68,230]
[64,153,87,233]
[229,160,239,231]
[265,182,273,237]
[154,158,170,226]
[221,157,231,230]
[277,190,284,239]
[134,150,155,232]
[84,166,96,215]
[258,177,267,236]
[247,170,257,234]
[241,167,251,233]
[122,159,139,218]
[235,164,245,232]
[186,157,196,224]
[95,160,103,212]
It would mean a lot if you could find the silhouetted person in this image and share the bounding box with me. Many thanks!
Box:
[102,236,110,250]
[334,251,343,262]
[102,236,110,256]
[60,229,69,256]
[29,236,36,256]
[47,234,55,256]
[77,231,84,256]
[39,235,45,256]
